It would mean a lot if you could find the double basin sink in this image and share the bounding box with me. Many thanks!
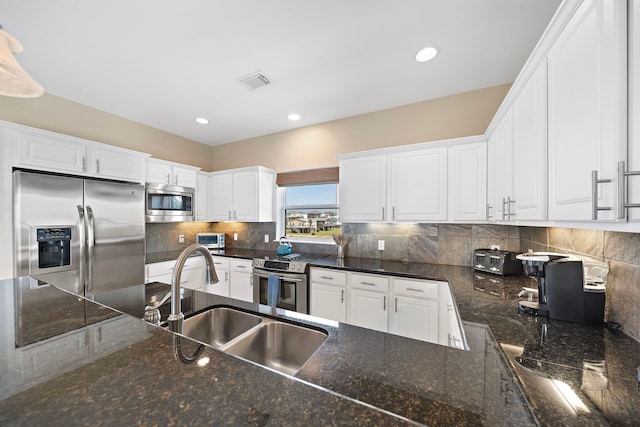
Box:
[176,306,328,376]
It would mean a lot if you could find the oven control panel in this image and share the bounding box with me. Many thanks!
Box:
[253,258,307,272]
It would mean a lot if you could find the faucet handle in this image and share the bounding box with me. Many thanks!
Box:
[143,307,161,325]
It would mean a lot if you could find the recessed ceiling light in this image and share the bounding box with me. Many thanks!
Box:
[194,117,209,125]
[288,113,301,121]
[415,46,438,63]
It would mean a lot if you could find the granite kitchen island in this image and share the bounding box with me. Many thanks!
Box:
[1,254,639,426]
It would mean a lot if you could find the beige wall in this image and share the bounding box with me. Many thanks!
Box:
[211,83,511,173]
[0,93,213,171]
[0,83,509,173]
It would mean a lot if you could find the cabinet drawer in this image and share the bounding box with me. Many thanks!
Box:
[393,278,440,300]
[230,259,252,272]
[211,256,230,271]
[311,268,347,286]
[349,272,389,292]
[146,257,203,277]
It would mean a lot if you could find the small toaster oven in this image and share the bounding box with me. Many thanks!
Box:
[196,233,225,249]
[472,249,523,276]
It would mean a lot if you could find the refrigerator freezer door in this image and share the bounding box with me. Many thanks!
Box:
[83,180,145,296]
[13,171,84,294]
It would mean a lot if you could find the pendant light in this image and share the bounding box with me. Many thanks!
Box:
[0,26,44,98]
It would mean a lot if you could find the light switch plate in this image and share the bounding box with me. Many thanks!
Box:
[264,234,269,243]
[234,233,238,241]
[378,240,385,250]
[178,234,185,243]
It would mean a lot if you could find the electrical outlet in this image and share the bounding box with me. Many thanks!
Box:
[234,232,238,241]
[378,240,385,250]
[264,234,269,243]
[490,244,500,250]
[178,234,185,243]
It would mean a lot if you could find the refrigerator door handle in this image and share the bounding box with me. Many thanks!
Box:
[86,205,95,293]
[77,205,86,291]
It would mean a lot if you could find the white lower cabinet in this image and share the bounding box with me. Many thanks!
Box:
[311,268,464,348]
[145,257,205,291]
[229,259,253,302]
[390,278,440,343]
[204,256,230,297]
[310,268,347,323]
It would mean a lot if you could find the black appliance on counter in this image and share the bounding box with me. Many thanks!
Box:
[472,249,523,275]
[516,252,607,325]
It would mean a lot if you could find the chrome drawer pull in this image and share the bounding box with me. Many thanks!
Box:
[406,287,424,293]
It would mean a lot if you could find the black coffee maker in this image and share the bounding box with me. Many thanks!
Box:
[516,252,607,325]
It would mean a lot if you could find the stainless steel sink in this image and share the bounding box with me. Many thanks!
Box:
[179,306,328,375]
[181,307,262,347]
[223,321,328,376]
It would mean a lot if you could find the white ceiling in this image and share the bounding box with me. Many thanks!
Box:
[2,0,560,147]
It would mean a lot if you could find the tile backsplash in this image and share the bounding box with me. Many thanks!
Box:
[147,222,640,342]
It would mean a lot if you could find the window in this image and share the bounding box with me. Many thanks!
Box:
[282,183,341,240]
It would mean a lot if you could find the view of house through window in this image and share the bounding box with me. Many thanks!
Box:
[284,184,341,238]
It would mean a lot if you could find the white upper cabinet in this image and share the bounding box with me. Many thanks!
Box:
[627,1,640,223]
[389,147,448,222]
[448,140,487,222]
[15,127,147,183]
[488,61,547,222]
[196,172,209,221]
[547,0,627,221]
[145,158,199,188]
[210,166,275,222]
[511,60,548,221]
[340,145,450,223]
[339,155,387,222]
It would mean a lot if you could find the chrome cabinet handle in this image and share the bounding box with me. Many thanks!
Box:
[486,203,493,220]
[320,276,334,280]
[392,206,395,220]
[394,297,398,313]
[591,170,612,219]
[501,197,507,220]
[360,281,375,286]
[382,206,385,221]
[506,196,516,219]
[617,161,640,219]
[166,173,170,184]
[383,295,386,311]
[233,210,237,220]
[81,156,86,172]
[174,174,178,185]
[95,158,100,174]
[340,289,344,303]
[228,211,231,220]
[406,287,424,293]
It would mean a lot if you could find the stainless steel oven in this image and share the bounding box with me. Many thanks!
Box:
[252,258,309,313]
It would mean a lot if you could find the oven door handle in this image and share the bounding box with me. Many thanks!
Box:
[253,272,304,282]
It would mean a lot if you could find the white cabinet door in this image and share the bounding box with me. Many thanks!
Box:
[210,173,234,221]
[232,169,259,222]
[448,141,487,221]
[205,256,230,296]
[145,161,172,184]
[229,259,253,302]
[310,282,346,323]
[512,61,548,221]
[389,148,447,222]
[18,131,87,174]
[347,288,388,332]
[90,146,144,182]
[339,155,387,222]
[196,172,209,221]
[391,296,439,343]
[489,110,514,221]
[173,166,197,188]
[547,0,626,221]
[628,1,640,222]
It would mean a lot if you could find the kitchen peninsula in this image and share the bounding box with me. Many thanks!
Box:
[1,252,639,426]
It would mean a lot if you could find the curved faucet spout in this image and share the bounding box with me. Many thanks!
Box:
[167,244,219,332]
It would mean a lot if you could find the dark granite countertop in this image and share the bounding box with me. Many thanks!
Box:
[3,250,640,426]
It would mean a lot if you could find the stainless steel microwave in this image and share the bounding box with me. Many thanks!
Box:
[145,183,194,223]
[196,233,225,249]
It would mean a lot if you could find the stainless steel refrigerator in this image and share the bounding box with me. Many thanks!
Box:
[13,170,146,299]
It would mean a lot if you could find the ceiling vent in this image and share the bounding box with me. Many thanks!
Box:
[237,71,272,90]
